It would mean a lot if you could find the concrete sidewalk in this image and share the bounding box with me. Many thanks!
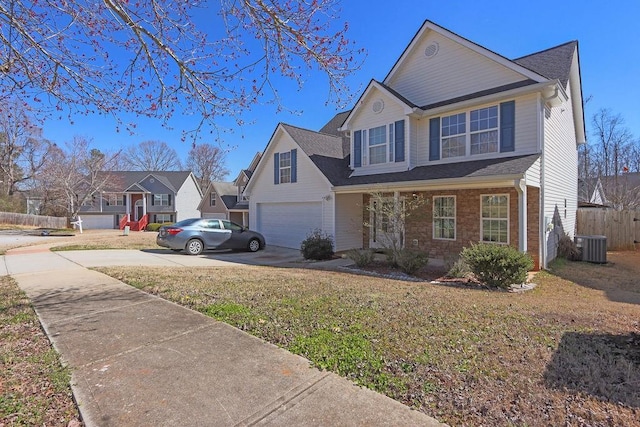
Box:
[4,248,444,426]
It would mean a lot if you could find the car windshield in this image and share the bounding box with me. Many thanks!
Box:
[171,218,202,227]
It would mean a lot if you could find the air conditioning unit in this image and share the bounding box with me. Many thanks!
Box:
[574,235,607,263]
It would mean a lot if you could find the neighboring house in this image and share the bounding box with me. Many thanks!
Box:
[78,171,203,229]
[245,20,585,269]
[198,152,261,226]
[598,173,640,210]
[578,177,607,208]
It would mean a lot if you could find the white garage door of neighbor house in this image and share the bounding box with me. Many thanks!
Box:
[80,215,114,229]
[257,202,322,249]
[202,213,227,220]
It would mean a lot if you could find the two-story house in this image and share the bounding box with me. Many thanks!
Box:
[244,20,585,269]
[198,152,261,226]
[78,171,202,230]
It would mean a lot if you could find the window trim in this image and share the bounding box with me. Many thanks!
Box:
[279,151,291,184]
[440,104,501,159]
[154,213,173,223]
[480,194,510,245]
[470,106,499,155]
[432,195,456,241]
[153,193,170,206]
[354,121,406,167]
[210,192,216,207]
[105,194,124,206]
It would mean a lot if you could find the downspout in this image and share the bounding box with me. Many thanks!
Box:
[515,179,527,254]
[538,94,547,269]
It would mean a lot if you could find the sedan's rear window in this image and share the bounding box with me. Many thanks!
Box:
[172,218,202,227]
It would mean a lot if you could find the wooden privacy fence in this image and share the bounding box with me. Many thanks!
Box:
[0,212,67,229]
[576,209,640,250]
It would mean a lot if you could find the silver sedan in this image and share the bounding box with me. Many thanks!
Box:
[156,218,266,255]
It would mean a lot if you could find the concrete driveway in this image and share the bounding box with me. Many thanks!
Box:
[1,244,351,275]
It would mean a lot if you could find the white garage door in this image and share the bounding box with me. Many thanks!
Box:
[257,202,322,249]
[202,213,227,219]
[80,215,115,229]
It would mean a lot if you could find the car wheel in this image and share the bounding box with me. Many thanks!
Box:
[186,238,204,255]
[247,238,261,252]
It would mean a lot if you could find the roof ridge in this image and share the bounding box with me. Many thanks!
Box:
[512,40,577,61]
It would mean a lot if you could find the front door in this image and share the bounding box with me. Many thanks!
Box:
[135,200,143,221]
[369,198,400,249]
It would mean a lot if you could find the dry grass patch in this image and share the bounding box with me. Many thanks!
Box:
[98,253,640,426]
[0,276,81,426]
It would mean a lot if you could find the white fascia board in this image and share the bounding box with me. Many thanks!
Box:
[339,81,414,131]
[416,80,559,118]
[332,175,524,194]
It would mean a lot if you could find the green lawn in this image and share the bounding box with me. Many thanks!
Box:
[99,258,640,426]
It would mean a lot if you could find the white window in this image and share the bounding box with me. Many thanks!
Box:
[106,194,124,206]
[210,192,216,206]
[279,152,291,184]
[441,113,466,158]
[154,194,170,206]
[481,195,509,244]
[154,214,173,223]
[441,105,501,158]
[470,106,499,155]
[368,125,387,164]
[355,121,402,167]
[433,196,456,240]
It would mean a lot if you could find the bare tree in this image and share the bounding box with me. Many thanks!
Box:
[0,102,53,195]
[121,140,183,171]
[591,109,634,178]
[363,192,429,265]
[38,137,121,218]
[186,143,230,188]
[0,1,363,137]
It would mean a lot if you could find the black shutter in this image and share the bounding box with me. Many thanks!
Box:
[500,101,515,152]
[429,117,441,161]
[353,130,362,167]
[394,120,405,162]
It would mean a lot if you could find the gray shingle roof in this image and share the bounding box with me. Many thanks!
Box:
[421,80,537,110]
[318,110,350,136]
[281,123,348,159]
[513,41,577,88]
[101,171,194,193]
[330,154,540,187]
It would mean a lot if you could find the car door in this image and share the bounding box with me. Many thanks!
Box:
[200,219,232,248]
[219,220,245,249]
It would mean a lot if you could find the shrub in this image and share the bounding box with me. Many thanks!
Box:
[300,229,335,260]
[447,259,471,279]
[346,248,375,267]
[557,233,581,261]
[461,243,533,289]
[146,223,166,232]
[395,249,428,275]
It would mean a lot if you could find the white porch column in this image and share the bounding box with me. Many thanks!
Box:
[516,179,528,253]
[142,193,147,217]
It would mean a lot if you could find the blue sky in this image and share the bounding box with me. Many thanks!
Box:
[42,0,640,180]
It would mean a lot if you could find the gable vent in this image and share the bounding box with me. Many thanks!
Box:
[372,99,384,114]
[424,42,439,58]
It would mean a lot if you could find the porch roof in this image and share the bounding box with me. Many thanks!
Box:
[328,154,540,188]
